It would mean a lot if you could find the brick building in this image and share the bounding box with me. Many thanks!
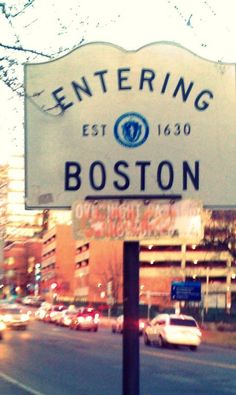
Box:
[3,239,42,297]
[2,224,235,313]
[74,240,123,305]
[41,224,76,301]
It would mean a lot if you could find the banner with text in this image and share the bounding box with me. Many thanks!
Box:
[72,199,203,241]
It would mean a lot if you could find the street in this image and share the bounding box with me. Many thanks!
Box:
[0,319,236,395]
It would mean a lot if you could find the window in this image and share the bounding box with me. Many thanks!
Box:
[170,318,197,327]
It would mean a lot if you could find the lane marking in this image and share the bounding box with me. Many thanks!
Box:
[142,348,236,370]
[110,343,236,371]
[47,330,236,371]
[33,325,236,371]
[0,371,44,395]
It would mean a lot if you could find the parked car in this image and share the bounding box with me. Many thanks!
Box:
[143,313,202,351]
[0,306,30,330]
[35,302,52,320]
[111,314,147,335]
[70,307,99,331]
[56,307,79,327]
[0,320,6,339]
[21,296,45,307]
[43,304,67,323]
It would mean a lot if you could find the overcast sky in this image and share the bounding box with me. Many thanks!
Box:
[0,0,236,164]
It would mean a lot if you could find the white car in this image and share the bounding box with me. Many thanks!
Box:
[143,313,202,351]
[0,320,6,339]
[35,302,52,320]
[0,306,30,330]
[55,308,78,326]
[21,296,45,307]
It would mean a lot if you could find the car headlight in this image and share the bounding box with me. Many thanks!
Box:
[0,321,6,330]
[3,314,12,322]
[21,314,29,322]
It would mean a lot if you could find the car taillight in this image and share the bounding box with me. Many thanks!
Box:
[139,321,145,329]
[196,328,202,337]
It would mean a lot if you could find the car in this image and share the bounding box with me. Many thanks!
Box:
[56,307,79,327]
[0,306,30,330]
[21,296,45,307]
[43,304,67,323]
[111,314,147,335]
[0,320,6,339]
[69,307,99,331]
[143,313,202,351]
[51,306,70,325]
[35,302,52,320]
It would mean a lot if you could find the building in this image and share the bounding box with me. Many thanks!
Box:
[2,239,42,297]
[74,240,123,305]
[140,240,236,312]
[0,163,8,282]
[2,219,235,314]
[0,155,45,297]
[72,238,236,312]
[0,163,8,241]
[40,221,235,313]
[6,155,43,240]
[41,224,76,302]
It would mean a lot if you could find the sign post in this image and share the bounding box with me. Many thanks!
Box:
[123,241,140,395]
[71,197,203,395]
[24,41,235,395]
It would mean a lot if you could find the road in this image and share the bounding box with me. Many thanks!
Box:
[0,320,236,395]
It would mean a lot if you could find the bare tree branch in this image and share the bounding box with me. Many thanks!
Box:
[0,1,36,19]
[0,42,52,58]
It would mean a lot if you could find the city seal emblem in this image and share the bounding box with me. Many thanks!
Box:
[114,112,149,148]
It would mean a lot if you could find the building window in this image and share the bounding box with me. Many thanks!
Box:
[140,260,181,268]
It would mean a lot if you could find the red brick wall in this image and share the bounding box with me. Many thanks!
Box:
[55,225,76,296]
[88,240,123,304]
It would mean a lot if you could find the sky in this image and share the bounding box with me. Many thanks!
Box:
[0,0,236,164]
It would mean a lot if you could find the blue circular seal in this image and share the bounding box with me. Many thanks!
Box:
[114,112,149,148]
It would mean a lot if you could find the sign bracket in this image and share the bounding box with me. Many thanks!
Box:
[85,194,182,201]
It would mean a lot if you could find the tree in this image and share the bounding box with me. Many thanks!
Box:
[204,210,236,257]
[0,1,122,242]
[100,248,123,307]
[90,243,123,309]
[0,1,121,97]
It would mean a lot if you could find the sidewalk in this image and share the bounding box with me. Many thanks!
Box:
[201,328,236,348]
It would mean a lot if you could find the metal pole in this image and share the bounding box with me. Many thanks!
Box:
[205,266,209,314]
[123,241,140,395]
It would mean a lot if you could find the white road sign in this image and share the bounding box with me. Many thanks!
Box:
[24,42,236,208]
